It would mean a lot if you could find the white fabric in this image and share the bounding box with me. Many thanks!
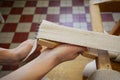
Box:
[83,60,96,77]
[88,69,120,80]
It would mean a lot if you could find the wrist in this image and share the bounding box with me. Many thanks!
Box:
[35,52,61,65]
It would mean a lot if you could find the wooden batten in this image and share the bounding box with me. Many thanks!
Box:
[90,0,113,69]
[37,20,120,53]
[90,1,103,32]
[109,20,120,36]
[96,50,112,69]
[38,39,61,48]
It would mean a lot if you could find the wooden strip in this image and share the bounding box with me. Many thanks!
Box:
[81,51,97,59]
[90,1,103,32]
[38,39,61,48]
[109,20,120,36]
[90,0,112,69]
[96,50,112,69]
[38,39,98,59]
[36,20,120,53]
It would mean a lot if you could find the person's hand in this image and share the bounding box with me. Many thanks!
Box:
[39,44,86,64]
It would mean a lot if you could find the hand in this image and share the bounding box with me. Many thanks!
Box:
[40,44,86,63]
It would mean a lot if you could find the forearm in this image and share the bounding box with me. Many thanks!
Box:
[0,48,15,65]
[0,53,59,80]
[0,44,85,80]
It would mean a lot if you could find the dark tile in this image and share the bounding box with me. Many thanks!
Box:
[60,7,72,14]
[30,23,39,32]
[49,1,60,6]
[47,14,59,22]
[0,43,10,49]
[10,8,23,14]
[20,15,33,22]
[1,1,13,7]
[25,1,37,7]
[102,13,114,21]
[12,32,28,43]
[35,7,47,14]
[2,23,17,32]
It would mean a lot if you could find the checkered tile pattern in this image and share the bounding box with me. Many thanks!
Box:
[0,0,120,77]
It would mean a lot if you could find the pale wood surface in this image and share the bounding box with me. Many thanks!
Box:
[90,0,112,70]
[37,20,120,53]
[38,39,61,48]
[90,0,103,32]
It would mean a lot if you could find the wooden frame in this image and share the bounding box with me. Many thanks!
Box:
[90,0,120,69]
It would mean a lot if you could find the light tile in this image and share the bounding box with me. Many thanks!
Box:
[66,14,73,22]
[16,23,31,32]
[73,22,81,28]
[13,1,26,7]
[86,13,90,22]
[6,15,20,23]
[103,22,115,32]
[80,23,88,30]
[22,7,35,14]
[60,0,72,7]
[84,0,89,6]
[60,14,66,23]
[28,32,36,39]
[0,24,4,32]
[59,14,73,23]
[66,17,73,22]
[0,8,11,14]
[66,0,72,7]
[0,32,14,43]
[33,15,40,22]
[60,0,66,6]
[66,14,72,18]
[10,43,20,49]
[39,14,47,22]
[72,7,85,14]
[113,13,120,22]
[37,1,49,7]
[47,7,60,14]
[73,22,88,30]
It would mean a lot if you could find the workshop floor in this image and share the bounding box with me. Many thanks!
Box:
[0,0,120,80]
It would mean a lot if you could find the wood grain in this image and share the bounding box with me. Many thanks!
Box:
[37,20,120,53]
[90,0,112,69]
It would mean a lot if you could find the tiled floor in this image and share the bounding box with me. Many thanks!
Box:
[0,0,120,78]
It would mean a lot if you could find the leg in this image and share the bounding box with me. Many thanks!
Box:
[0,39,41,65]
